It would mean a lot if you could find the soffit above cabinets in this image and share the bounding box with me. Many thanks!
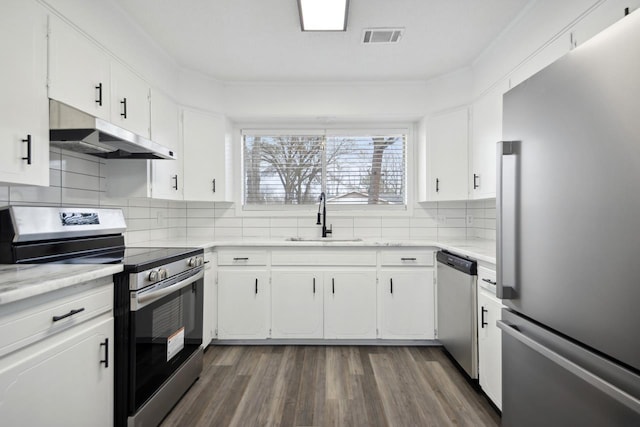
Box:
[113,0,532,82]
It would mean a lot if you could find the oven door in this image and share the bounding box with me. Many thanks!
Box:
[128,268,203,412]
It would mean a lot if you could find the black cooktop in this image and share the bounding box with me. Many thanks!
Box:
[122,247,203,271]
[21,245,203,271]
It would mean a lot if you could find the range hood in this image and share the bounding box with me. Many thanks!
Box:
[49,100,176,160]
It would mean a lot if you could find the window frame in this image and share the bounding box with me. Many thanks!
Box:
[235,123,415,217]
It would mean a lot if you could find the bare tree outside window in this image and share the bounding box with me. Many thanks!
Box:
[243,132,406,207]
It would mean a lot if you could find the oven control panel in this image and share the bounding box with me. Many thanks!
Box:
[128,250,205,291]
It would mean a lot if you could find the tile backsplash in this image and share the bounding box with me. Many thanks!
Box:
[0,148,496,243]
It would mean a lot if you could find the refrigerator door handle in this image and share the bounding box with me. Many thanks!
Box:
[497,140,519,299]
[498,320,640,415]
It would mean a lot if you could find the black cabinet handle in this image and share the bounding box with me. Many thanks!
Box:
[401,257,417,261]
[255,278,258,294]
[390,278,393,294]
[22,135,32,165]
[172,174,178,190]
[435,178,440,193]
[332,278,335,294]
[313,277,316,294]
[95,83,103,106]
[52,307,85,322]
[212,179,216,193]
[120,97,127,118]
[482,278,497,286]
[473,173,479,190]
[233,257,249,261]
[481,307,488,329]
[100,338,109,368]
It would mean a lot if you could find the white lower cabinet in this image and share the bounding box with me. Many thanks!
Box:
[477,266,503,409]
[217,269,270,339]
[0,316,114,427]
[324,270,377,339]
[0,279,114,427]
[379,269,435,339]
[271,270,323,339]
[214,247,437,342]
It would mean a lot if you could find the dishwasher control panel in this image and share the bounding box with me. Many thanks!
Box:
[436,250,477,275]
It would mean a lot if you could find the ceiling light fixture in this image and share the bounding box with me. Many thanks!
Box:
[297,0,349,31]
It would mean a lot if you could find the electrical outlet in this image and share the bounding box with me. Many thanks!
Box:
[438,215,447,225]
[466,215,473,225]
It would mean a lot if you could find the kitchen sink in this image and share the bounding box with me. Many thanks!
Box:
[285,237,363,242]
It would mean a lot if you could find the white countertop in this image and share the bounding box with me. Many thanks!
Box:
[135,237,497,264]
[0,238,494,306]
[0,264,123,306]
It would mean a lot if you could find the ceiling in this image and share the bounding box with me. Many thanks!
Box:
[114,0,532,82]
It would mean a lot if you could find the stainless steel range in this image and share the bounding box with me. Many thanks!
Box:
[114,246,204,427]
[0,206,204,427]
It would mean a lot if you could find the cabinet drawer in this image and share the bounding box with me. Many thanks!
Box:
[380,249,434,266]
[0,279,113,357]
[217,249,268,266]
[478,266,497,294]
[272,249,376,266]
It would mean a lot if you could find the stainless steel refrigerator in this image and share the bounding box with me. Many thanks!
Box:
[497,9,640,426]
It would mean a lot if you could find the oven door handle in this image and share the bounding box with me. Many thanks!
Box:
[132,269,204,311]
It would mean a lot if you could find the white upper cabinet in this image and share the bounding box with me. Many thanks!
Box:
[48,15,110,121]
[427,108,469,201]
[110,61,151,138]
[182,109,232,202]
[104,90,182,200]
[470,80,509,199]
[0,0,49,186]
[49,16,151,140]
[150,89,182,200]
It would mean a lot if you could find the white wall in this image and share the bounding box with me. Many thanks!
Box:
[222,67,473,122]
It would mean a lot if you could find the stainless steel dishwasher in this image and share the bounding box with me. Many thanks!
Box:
[436,250,478,379]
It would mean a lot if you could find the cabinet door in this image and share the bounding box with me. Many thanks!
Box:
[379,269,435,339]
[271,271,323,339]
[0,0,49,186]
[150,89,183,200]
[324,270,377,339]
[470,80,509,199]
[110,61,150,138]
[0,317,114,427]
[478,289,503,409]
[48,15,110,120]
[217,269,270,339]
[182,109,229,202]
[428,108,469,201]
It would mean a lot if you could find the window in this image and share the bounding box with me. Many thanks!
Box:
[242,129,406,208]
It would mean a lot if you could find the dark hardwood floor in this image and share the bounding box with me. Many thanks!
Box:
[160,345,500,427]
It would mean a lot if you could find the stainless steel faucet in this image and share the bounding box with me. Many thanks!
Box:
[316,192,332,238]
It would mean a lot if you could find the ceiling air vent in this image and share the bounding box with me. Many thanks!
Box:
[362,28,404,44]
